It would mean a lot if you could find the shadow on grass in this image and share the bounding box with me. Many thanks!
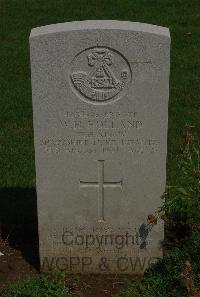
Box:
[0,188,39,271]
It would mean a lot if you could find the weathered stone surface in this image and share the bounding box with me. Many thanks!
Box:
[30,20,170,274]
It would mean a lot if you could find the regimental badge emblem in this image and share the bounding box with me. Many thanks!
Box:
[70,47,131,103]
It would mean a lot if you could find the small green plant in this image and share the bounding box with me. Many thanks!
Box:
[120,232,200,297]
[121,128,200,297]
[71,274,81,282]
[0,271,71,297]
[162,140,200,231]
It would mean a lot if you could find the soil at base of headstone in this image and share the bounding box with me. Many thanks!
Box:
[65,274,137,297]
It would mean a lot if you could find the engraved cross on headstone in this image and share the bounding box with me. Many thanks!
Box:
[80,160,123,222]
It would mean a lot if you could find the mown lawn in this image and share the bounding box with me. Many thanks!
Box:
[1,0,199,190]
[0,1,200,296]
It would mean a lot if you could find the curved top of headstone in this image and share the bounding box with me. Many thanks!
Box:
[30,20,170,39]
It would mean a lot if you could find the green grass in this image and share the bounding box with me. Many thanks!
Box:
[0,271,72,297]
[0,0,200,191]
[0,1,199,296]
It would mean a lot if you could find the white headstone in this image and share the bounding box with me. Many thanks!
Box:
[30,21,170,274]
